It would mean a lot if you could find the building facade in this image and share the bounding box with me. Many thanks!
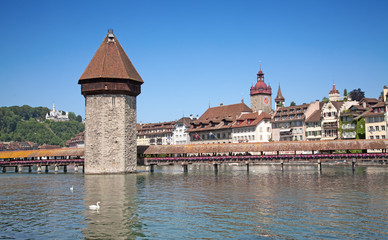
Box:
[137,121,175,146]
[187,102,252,144]
[46,103,69,121]
[231,112,272,143]
[173,117,195,145]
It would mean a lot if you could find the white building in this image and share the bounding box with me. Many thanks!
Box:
[232,111,272,143]
[46,103,69,121]
[173,116,195,145]
[321,101,344,140]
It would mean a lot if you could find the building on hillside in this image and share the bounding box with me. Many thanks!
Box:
[187,102,252,144]
[46,103,69,121]
[359,98,379,108]
[137,121,175,146]
[38,144,61,149]
[231,111,272,143]
[66,132,85,148]
[250,68,272,113]
[271,103,310,141]
[0,141,38,151]
[321,101,344,140]
[363,102,386,140]
[173,116,197,145]
[339,105,367,140]
[305,110,322,141]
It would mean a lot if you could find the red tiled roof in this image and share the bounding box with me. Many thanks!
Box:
[233,112,271,128]
[305,110,321,123]
[199,103,252,122]
[329,83,340,94]
[187,103,252,132]
[79,31,143,83]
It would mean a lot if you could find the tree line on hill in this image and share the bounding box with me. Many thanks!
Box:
[0,105,84,146]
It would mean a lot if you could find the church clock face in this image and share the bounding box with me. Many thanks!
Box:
[263,96,270,105]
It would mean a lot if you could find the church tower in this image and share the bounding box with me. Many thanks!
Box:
[275,85,285,109]
[250,68,272,113]
[329,83,340,101]
[78,30,144,174]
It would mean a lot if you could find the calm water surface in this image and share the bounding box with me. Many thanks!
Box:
[1,165,388,239]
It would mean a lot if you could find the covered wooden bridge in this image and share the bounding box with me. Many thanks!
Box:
[138,139,388,166]
[0,148,84,173]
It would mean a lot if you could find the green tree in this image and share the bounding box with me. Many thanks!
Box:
[349,88,365,101]
[76,115,83,122]
[290,101,296,106]
[322,97,329,103]
[68,112,76,121]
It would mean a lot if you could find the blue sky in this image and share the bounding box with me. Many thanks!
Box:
[1,0,387,123]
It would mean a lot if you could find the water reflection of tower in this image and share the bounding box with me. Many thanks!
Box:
[83,175,143,238]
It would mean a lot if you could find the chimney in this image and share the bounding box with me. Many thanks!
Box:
[190,114,193,120]
[220,103,223,106]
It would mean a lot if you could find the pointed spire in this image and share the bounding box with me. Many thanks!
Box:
[329,82,340,94]
[275,85,285,102]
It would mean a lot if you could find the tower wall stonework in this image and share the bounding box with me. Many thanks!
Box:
[84,94,137,174]
[250,94,272,113]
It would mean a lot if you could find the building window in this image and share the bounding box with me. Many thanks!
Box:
[376,126,380,131]
[382,125,386,131]
[370,136,374,139]
[382,135,386,139]
[376,136,380,139]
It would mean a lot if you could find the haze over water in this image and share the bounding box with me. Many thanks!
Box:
[1,165,387,239]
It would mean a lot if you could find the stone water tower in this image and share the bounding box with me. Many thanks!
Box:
[79,30,143,174]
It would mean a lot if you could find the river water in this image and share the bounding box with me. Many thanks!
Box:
[1,165,388,239]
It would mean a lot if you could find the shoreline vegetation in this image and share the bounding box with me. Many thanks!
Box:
[0,105,84,147]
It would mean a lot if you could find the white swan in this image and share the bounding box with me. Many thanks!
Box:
[70,186,74,192]
[89,201,100,210]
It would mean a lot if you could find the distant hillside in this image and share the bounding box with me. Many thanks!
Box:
[0,105,84,146]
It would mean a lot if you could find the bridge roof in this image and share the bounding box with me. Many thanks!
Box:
[0,148,84,159]
[140,139,388,155]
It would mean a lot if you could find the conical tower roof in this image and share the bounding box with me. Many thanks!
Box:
[79,30,143,83]
[275,85,285,102]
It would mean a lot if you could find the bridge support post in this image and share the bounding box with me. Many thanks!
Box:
[45,165,49,173]
[246,161,249,172]
[15,166,18,173]
[182,164,188,173]
[317,160,322,172]
[2,167,6,173]
[352,158,356,172]
[281,160,284,171]
[63,165,67,173]
[150,164,155,173]
[74,165,79,173]
[28,166,32,173]
[213,162,219,173]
